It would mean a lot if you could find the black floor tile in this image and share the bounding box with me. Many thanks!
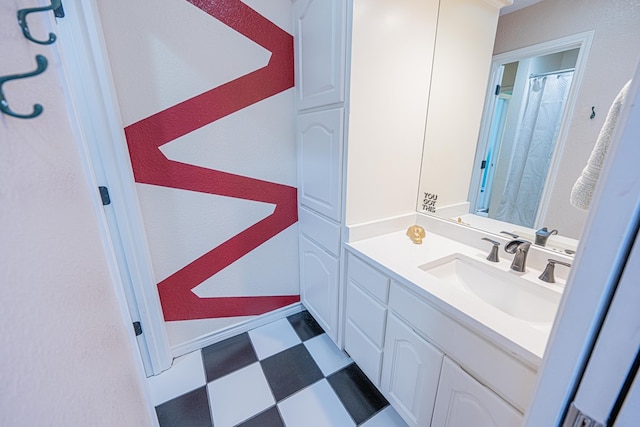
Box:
[155,386,212,427]
[260,343,324,401]
[328,363,389,425]
[236,405,285,427]
[287,310,324,341]
[202,332,257,382]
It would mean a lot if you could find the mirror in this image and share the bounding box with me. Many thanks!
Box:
[416,0,640,255]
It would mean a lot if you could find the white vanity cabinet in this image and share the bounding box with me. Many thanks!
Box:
[432,357,523,427]
[343,250,531,427]
[381,313,444,427]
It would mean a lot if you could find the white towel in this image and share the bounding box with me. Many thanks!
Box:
[570,80,632,210]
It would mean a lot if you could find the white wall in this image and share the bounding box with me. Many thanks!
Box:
[95,0,300,346]
[416,0,506,217]
[494,0,640,239]
[345,0,438,226]
[0,4,151,426]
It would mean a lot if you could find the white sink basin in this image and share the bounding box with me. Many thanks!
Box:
[419,254,561,325]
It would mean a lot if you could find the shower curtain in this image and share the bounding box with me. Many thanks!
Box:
[495,72,573,227]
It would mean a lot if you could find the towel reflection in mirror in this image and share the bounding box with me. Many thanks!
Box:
[570,80,632,210]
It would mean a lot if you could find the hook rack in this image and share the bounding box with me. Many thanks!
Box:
[0,55,48,119]
[1,1,63,119]
[17,0,64,45]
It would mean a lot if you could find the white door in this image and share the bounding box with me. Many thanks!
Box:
[561,228,640,427]
[57,0,171,376]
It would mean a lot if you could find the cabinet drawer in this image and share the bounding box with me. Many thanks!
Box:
[388,282,537,412]
[346,281,387,347]
[299,207,341,256]
[344,319,383,386]
[346,253,390,303]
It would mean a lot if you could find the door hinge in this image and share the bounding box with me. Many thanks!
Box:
[133,321,143,336]
[495,84,501,95]
[98,186,111,206]
[53,0,65,18]
[563,403,604,427]
[480,160,487,169]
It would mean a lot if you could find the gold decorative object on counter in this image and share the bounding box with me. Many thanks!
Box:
[457,217,470,226]
[406,225,426,244]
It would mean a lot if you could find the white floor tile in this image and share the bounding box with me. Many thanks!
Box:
[146,350,206,406]
[304,333,352,376]
[248,317,301,360]
[207,362,275,427]
[278,379,356,427]
[361,406,409,427]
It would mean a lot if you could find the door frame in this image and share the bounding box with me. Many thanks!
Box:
[564,223,640,426]
[468,31,593,226]
[56,0,172,376]
[524,62,640,426]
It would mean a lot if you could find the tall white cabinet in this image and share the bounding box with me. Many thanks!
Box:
[294,0,347,342]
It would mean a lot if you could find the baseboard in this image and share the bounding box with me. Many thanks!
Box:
[170,303,304,358]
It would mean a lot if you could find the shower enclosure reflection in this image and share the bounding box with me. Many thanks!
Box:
[473,48,579,228]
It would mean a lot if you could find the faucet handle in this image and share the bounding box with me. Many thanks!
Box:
[500,231,519,239]
[539,258,572,283]
[481,237,500,262]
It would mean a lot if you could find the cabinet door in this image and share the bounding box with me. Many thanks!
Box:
[293,0,346,110]
[381,314,444,427]
[297,109,344,221]
[299,236,339,343]
[432,357,523,427]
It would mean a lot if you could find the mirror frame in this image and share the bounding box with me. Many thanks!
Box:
[466,31,594,230]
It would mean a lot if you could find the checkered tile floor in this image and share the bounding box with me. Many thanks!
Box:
[147,310,408,427]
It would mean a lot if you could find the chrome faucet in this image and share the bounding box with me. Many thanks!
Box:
[504,239,531,272]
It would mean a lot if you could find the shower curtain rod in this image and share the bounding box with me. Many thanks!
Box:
[530,68,575,79]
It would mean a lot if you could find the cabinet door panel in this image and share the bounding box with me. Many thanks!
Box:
[381,314,444,427]
[299,236,339,342]
[433,357,523,427]
[344,320,383,386]
[293,0,346,110]
[298,109,344,221]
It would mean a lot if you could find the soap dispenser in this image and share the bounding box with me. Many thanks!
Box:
[535,227,558,247]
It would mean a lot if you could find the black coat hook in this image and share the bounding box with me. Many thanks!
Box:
[0,55,48,119]
[17,0,63,45]
[590,106,596,119]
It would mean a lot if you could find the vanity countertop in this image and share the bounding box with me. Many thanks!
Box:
[346,229,565,369]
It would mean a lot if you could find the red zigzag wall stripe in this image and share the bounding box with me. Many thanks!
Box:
[124,0,299,321]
